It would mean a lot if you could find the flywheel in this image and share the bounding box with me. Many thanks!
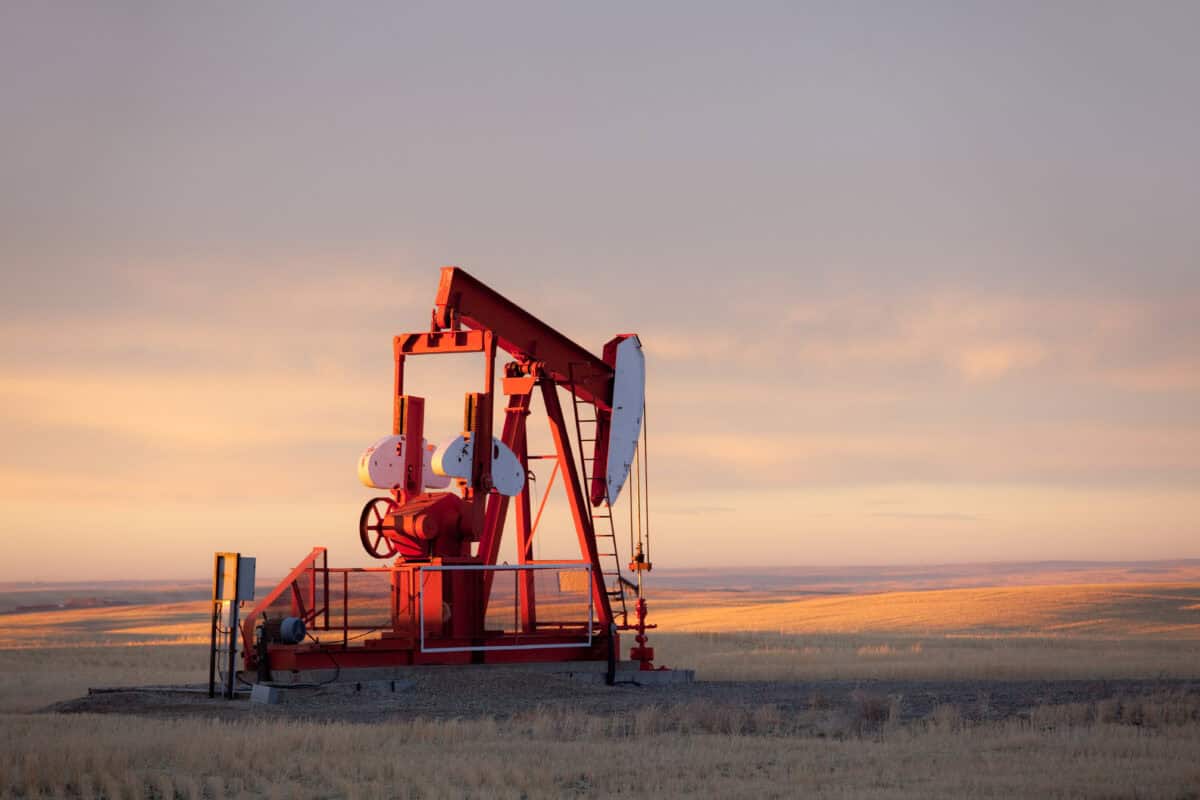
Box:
[359,497,400,559]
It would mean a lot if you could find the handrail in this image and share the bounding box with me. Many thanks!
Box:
[418,562,594,653]
[243,557,600,666]
[240,546,326,654]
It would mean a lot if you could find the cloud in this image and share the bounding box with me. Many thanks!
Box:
[0,369,373,449]
[783,291,1063,382]
[870,512,980,522]
[1099,358,1200,392]
[950,340,1047,382]
[652,423,1200,490]
[655,505,736,516]
[1,274,1197,578]
[644,484,1200,567]
[640,286,1197,396]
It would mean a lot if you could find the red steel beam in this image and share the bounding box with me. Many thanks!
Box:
[478,391,533,569]
[396,329,488,356]
[434,267,614,411]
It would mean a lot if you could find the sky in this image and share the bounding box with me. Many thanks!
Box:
[1,2,1198,581]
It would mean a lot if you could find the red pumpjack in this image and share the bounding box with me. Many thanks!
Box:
[241,267,658,679]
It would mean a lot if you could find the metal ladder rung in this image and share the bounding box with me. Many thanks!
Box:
[569,360,628,623]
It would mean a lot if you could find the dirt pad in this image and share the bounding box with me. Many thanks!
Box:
[47,667,1200,728]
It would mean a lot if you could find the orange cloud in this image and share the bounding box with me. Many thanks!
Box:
[1,277,1197,579]
[950,340,1047,382]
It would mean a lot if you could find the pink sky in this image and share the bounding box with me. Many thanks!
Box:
[1,3,1198,580]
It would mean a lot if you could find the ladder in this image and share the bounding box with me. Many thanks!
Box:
[567,364,630,628]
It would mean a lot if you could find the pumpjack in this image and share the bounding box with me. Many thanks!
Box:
[241,267,656,676]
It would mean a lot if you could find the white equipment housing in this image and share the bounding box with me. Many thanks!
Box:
[605,335,645,505]
[357,435,451,491]
[432,434,526,497]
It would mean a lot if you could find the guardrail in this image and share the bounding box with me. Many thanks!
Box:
[243,552,596,661]
[241,548,396,651]
[418,562,594,653]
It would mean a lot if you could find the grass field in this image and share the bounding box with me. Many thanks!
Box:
[652,582,1200,638]
[3,697,1199,799]
[6,581,1198,647]
[1,581,1199,797]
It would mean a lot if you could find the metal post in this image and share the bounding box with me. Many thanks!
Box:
[207,601,219,698]
[225,598,239,699]
[208,554,220,698]
[418,568,426,652]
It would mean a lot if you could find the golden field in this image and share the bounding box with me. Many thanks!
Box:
[651,582,1200,638]
[1,581,1199,797]
[651,582,1200,683]
[5,581,1199,649]
[3,695,1200,799]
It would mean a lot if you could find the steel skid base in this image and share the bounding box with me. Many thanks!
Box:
[240,547,618,675]
[262,635,615,673]
[249,660,692,689]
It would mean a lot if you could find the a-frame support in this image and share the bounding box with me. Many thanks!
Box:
[476,374,615,631]
[540,379,614,628]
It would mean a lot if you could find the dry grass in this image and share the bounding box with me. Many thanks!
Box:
[1,582,1198,711]
[654,631,1200,681]
[0,602,211,649]
[652,583,1200,638]
[0,645,207,713]
[4,633,1197,718]
[1,697,1199,798]
[2,582,1200,797]
[5,581,1198,650]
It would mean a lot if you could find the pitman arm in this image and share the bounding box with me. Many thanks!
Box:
[434,267,615,411]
